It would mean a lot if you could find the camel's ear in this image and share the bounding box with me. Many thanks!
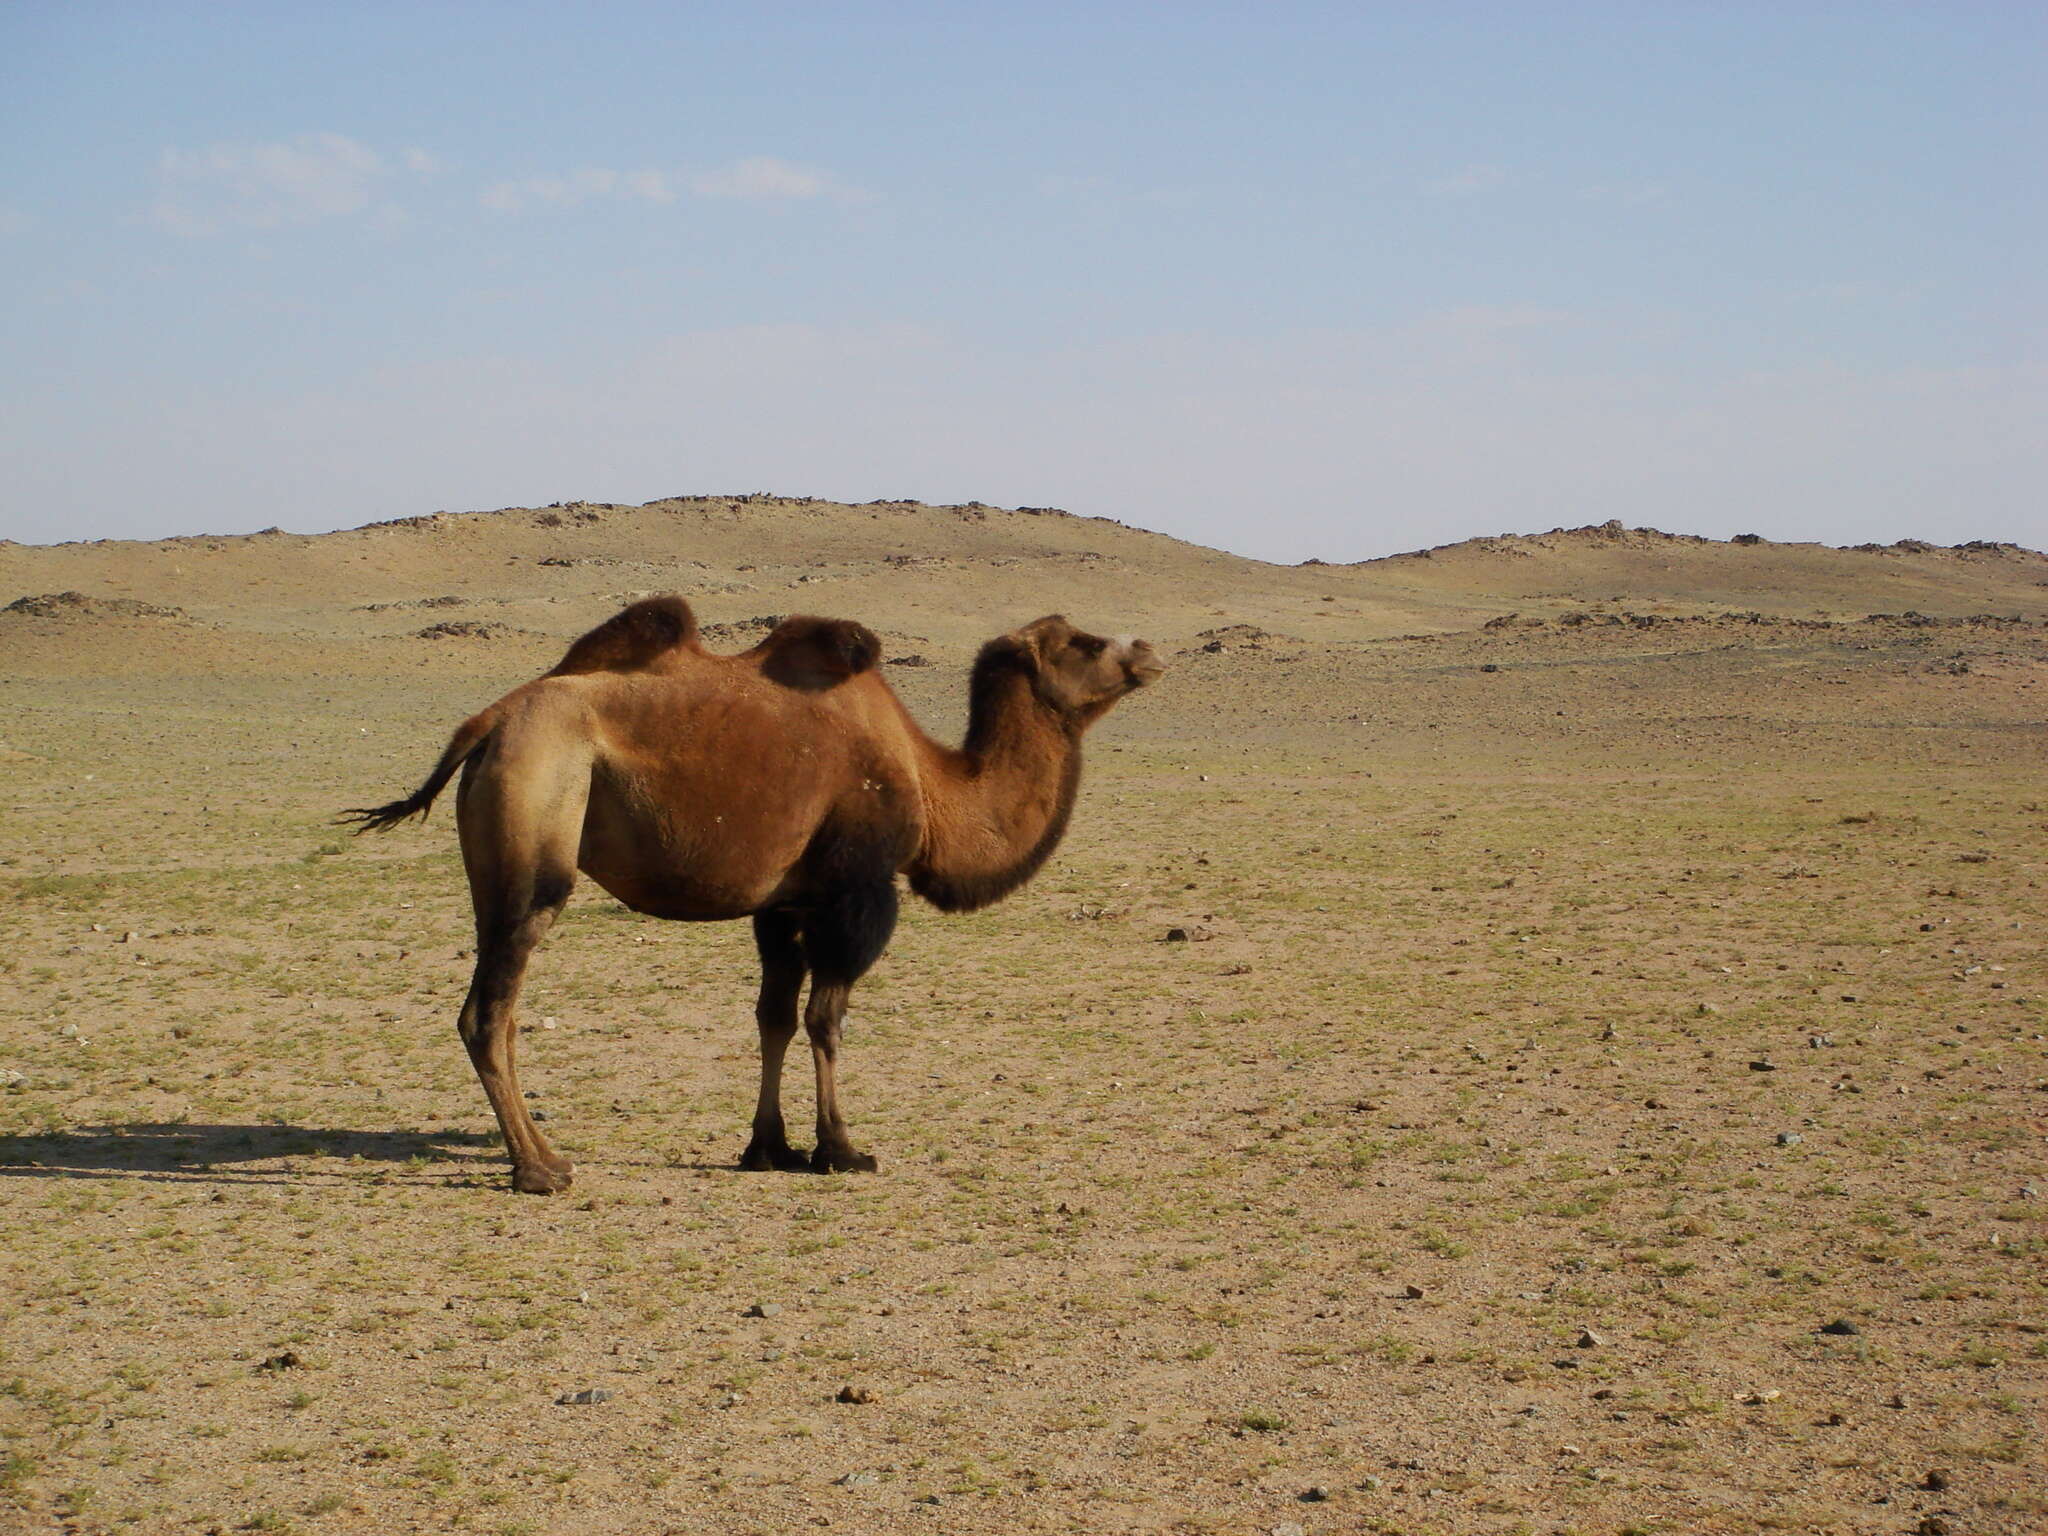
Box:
[1010,615,1071,670]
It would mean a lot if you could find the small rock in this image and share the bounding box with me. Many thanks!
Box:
[540,1015,558,1030]
[1776,1132,1803,1146]
[531,1109,550,1122]
[1402,1284,1426,1300]
[1886,1393,1908,1409]
[1575,1329,1603,1349]
[836,1383,875,1404]
[556,1387,613,1405]
[836,1470,879,1488]
[1359,1474,1383,1491]
[1921,1468,1951,1491]
[746,1302,783,1319]
[1808,1034,1832,1048]
[1748,1059,1777,1072]
[1300,1485,1330,1502]
[1918,1518,1953,1536]
[1818,1318,1861,1336]
[255,1351,302,1372]
[1271,1524,1307,1536]
[1165,927,1189,942]
[58,1021,79,1038]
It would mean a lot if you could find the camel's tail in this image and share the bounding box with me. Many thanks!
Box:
[338,708,497,833]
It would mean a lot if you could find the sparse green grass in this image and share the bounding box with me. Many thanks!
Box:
[1,605,2043,1535]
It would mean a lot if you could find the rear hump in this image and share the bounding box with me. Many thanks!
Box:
[550,595,700,675]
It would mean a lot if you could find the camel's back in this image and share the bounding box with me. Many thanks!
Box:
[499,595,926,839]
[528,644,925,916]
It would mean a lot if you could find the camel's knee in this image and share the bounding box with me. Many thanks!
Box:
[803,986,849,1052]
[457,994,485,1047]
[802,882,898,985]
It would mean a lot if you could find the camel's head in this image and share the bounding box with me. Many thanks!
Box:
[1005,614,1165,723]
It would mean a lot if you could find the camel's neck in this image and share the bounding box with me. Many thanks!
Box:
[907,655,1082,913]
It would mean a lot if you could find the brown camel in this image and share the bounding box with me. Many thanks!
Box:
[345,596,1163,1193]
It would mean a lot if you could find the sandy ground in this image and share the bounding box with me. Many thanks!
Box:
[1,501,2043,1535]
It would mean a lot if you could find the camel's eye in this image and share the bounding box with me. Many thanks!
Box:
[1071,635,1106,659]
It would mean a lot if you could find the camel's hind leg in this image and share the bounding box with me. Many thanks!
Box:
[739,910,811,1172]
[801,880,898,1174]
[454,743,589,1195]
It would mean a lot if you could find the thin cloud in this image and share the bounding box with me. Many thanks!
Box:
[148,132,432,236]
[478,157,858,213]
[1576,180,1671,208]
[1034,173,1109,198]
[1424,164,1508,197]
[479,167,675,213]
[1434,304,1573,334]
[692,156,861,204]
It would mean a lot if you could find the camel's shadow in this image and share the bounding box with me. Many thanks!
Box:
[0,1122,500,1185]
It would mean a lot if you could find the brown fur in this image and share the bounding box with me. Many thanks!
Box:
[344,598,1162,1193]
[547,594,700,675]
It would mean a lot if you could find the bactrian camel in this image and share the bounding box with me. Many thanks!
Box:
[345,596,1163,1193]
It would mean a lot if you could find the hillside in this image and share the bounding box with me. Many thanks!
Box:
[2,499,2043,664]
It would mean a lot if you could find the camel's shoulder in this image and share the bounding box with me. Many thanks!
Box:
[548,595,701,676]
[747,614,882,693]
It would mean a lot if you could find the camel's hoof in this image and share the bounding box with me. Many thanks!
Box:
[511,1162,573,1195]
[811,1145,878,1175]
[739,1141,811,1173]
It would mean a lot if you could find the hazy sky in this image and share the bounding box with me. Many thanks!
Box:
[2,3,2041,561]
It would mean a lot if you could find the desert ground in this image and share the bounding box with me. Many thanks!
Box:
[1,497,2043,1536]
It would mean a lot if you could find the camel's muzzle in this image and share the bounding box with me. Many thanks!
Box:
[1121,638,1165,688]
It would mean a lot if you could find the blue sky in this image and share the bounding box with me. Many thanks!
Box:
[2,3,2041,560]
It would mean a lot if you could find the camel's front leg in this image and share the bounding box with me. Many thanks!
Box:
[804,980,877,1173]
[800,880,898,1174]
[740,911,811,1171]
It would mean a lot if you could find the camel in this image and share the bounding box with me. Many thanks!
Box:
[344,596,1163,1194]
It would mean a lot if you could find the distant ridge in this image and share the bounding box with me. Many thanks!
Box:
[2,497,2042,649]
[1364,518,2040,564]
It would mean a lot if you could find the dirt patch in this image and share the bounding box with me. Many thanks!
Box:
[412,619,517,640]
[3,590,190,621]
